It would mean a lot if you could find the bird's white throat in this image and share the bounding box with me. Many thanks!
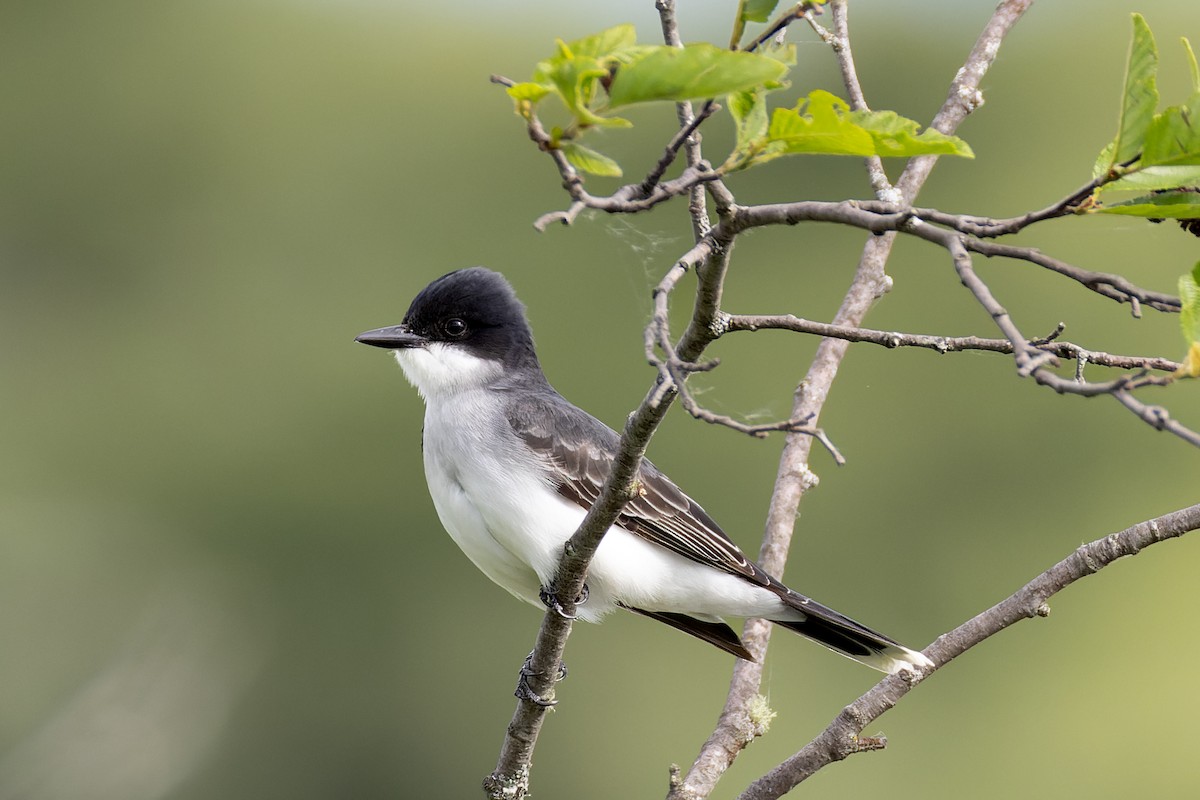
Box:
[393,343,503,400]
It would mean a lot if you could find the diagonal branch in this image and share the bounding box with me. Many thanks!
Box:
[484,229,729,800]
[736,502,1200,800]
[965,238,1181,314]
[485,5,733,796]
[742,2,815,53]
[911,175,1105,236]
[1111,388,1200,447]
[640,100,720,197]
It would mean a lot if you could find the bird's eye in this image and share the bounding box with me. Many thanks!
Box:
[443,318,468,338]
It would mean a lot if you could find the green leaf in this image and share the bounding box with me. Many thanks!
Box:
[1102,165,1200,193]
[730,0,781,49]
[1141,103,1200,167]
[606,44,789,108]
[535,46,629,128]
[506,82,551,103]
[1177,262,1200,377]
[849,108,975,158]
[1106,14,1160,170]
[740,0,781,23]
[1176,342,1200,378]
[566,23,637,59]
[1094,30,1199,189]
[528,25,641,129]
[1094,190,1200,219]
[726,90,973,167]
[559,142,623,177]
[1181,262,1200,340]
[1092,140,1118,181]
[764,91,876,157]
[729,88,770,158]
[1184,36,1200,100]
[758,40,797,90]
[724,48,793,168]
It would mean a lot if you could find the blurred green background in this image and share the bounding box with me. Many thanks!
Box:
[2,1,1198,798]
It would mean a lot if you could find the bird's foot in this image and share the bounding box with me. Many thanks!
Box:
[514,650,568,707]
[538,583,589,619]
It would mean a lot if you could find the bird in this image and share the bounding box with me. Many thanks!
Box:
[356,267,932,677]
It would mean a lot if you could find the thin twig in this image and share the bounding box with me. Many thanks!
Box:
[966,238,1180,314]
[660,352,848,461]
[911,176,1102,236]
[641,101,720,196]
[658,0,719,242]
[911,156,1144,237]
[827,0,896,200]
[677,392,846,462]
[533,201,586,231]
[725,313,1182,372]
[1112,389,1200,447]
[744,3,813,53]
[512,101,724,231]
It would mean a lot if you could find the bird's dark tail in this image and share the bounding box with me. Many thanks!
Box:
[772,592,933,674]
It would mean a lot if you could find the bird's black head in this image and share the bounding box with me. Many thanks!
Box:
[356,267,541,372]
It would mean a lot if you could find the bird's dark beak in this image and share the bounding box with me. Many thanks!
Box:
[355,324,427,349]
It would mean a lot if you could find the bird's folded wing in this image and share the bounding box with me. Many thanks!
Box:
[506,397,771,588]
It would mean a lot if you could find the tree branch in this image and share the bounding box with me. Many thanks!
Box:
[486,3,1191,797]
[485,5,732,795]
[1111,388,1200,448]
[640,199,1194,446]
[965,237,1180,314]
[484,241,725,800]
[669,3,1033,798]
[725,313,1182,372]
[640,101,720,197]
[737,502,1200,800]
[743,2,814,53]
[656,0,721,241]
[911,175,1105,236]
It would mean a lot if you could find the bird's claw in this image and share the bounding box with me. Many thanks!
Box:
[514,650,568,707]
[538,584,589,619]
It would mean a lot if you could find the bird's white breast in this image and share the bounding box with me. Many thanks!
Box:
[394,347,576,606]
[392,347,789,624]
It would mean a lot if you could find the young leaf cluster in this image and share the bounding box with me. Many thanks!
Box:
[724,88,972,170]
[1090,15,1200,372]
[1093,14,1200,219]
[504,24,972,179]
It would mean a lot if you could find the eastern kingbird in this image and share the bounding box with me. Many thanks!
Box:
[357,267,931,674]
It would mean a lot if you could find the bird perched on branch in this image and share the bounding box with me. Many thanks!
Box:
[357,267,931,679]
